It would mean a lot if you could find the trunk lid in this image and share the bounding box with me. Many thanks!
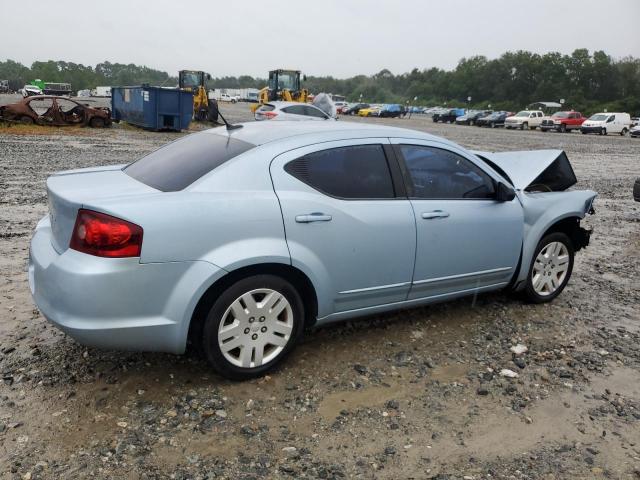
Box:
[47,165,157,253]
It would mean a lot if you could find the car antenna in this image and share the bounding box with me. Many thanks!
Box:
[217,110,242,130]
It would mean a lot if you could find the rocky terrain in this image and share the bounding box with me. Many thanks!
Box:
[1,103,639,479]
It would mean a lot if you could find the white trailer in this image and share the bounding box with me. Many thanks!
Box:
[92,86,112,97]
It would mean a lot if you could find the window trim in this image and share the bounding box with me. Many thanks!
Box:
[393,143,499,201]
[283,143,403,201]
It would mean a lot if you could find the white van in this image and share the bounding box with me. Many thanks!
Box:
[580,112,632,135]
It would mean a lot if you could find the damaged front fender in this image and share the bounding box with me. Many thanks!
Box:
[514,189,597,289]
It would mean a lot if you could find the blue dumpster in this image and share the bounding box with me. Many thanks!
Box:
[111,86,193,131]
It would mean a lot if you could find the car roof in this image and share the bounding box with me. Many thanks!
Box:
[267,101,317,108]
[204,121,445,147]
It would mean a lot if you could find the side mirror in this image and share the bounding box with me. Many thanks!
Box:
[495,181,516,202]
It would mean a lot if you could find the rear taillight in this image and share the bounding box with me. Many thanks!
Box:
[70,209,143,258]
[261,111,278,119]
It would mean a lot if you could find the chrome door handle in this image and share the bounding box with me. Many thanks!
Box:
[421,210,450,219]
[295,213,333,223]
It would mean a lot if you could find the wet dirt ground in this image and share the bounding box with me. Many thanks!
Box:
[1,102,639,479]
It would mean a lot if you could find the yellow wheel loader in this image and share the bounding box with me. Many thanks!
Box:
[250,69,309,112]
[179,70,219,122]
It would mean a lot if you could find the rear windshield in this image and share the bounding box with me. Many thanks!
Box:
[124,132,255,191]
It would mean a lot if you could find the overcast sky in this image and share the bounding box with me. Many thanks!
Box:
[1,0,638,78]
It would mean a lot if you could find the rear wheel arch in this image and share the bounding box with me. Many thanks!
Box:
[188,263,318,351]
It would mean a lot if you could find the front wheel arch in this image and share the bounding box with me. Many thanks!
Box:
[188,263,318,352]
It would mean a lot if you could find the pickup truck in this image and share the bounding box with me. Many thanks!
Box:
[504,110,546,130]
[540,111,586,133]
[220,93,239,103]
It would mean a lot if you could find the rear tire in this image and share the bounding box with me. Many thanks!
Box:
[620,128,628,136]
[523,232,574,304]
[202,275,304,380]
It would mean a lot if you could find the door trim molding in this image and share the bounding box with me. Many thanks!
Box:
[339,282,411,295]
[412,266,512,285]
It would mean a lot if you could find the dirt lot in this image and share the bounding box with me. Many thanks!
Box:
[1,102,639,479]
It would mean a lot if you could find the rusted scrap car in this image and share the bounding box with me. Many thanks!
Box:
[0,96,111,127]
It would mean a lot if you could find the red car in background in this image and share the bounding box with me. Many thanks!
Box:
[540,111,586,133]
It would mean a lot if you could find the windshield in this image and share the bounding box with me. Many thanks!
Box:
[269,71,299,91]
[588,114,608,121]
[515,111,529,117]
[552,112,569,118]
[180,72,202,89]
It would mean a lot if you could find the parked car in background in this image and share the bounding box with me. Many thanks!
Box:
[628,124,640,138]
[28,121,596,379]
[358,105,382,117]
[0,80,9,93]
[334,101,349,113]
[456,110,492,126]
[343,103,369,115]
[20,85,43,97]
[631,117,640,127]
[0,96,111,127]
[379,104,405,118]
[505,110,546,130]
[540,111,586,133]
[433,108,465,123]
[580,112,632,135]
[254,101,334,121]
[476,111,510,128]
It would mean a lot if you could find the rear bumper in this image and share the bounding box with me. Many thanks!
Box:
[29,216,224,354]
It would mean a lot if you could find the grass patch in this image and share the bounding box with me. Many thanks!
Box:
[0,121,96,136]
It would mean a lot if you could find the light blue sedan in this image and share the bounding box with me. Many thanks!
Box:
[29,121,596,379]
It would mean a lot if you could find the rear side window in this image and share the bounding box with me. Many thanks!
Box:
[124,133,255,191]
[304,106,328,118]
[282,105,307,115]
[399,145,495,199]
[285,145,394,199]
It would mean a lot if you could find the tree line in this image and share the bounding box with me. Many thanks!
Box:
[1,49,638,114]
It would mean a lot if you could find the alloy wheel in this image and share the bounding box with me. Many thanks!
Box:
[217,288,293,368]
[531,242,570,296]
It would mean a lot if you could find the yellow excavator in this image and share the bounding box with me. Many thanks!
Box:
[250,69,309,112]
[179,70,219,122]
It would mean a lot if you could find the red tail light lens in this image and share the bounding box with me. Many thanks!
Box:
[262,111,278,119]
[70,209,143,258]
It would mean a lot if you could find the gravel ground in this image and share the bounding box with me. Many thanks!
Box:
[1,102,639,479]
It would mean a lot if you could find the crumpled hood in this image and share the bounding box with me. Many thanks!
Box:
[474,149,575,191]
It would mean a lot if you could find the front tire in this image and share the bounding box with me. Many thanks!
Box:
[202,275,304,380]
[523,232,574,303]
